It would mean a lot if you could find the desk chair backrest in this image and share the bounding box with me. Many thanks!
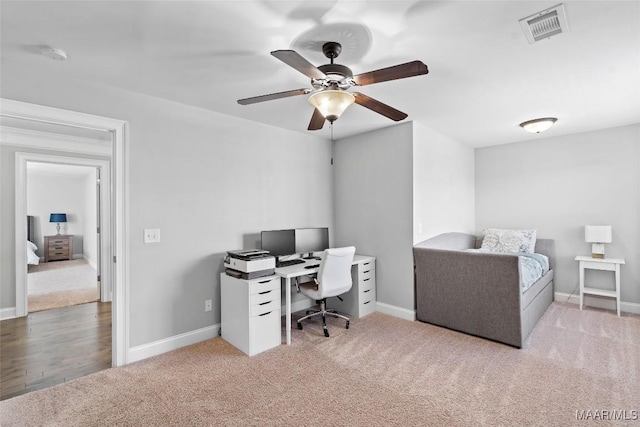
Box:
[316,246,356,298]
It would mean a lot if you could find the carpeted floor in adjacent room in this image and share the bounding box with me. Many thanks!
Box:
[1,302,638,426]
[27,259,99,312]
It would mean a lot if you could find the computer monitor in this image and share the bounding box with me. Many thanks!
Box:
[295,227,329,259]
[260,229,296,258]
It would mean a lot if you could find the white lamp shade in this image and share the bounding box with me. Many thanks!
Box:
[308,90,355,122]
[585,225,612,243]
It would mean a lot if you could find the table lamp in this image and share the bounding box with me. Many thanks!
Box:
[50,213,67,235]
[585,225,611,259]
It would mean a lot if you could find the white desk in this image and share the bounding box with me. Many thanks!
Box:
[575,255,625,316]
[276,254,375,345]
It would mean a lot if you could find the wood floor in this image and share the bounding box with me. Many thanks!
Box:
[0,302,112,400]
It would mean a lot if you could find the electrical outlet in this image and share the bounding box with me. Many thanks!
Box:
[144,229,160,243]
[205,299,212,312]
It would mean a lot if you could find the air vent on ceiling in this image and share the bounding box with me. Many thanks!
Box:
[519,3,569,44]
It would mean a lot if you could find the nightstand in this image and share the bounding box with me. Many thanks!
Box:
[575,255,625,316]
[44,235,73,262]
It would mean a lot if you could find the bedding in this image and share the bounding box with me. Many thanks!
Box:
[27,240,39,265]
[466,249,549,292]
[480,228,537,254]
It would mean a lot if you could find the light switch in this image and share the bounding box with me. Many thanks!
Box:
[144,229,160,243]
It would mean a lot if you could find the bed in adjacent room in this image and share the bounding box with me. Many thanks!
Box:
[27,215,39,265]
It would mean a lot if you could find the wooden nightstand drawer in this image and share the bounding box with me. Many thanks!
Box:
[44,235,73,262]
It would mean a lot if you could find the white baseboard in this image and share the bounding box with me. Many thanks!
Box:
[375,301,417,321]
[73,254,84,260]
[84,255,97,270]
[555,292,640,315]
[0,307,17,321]
[127,324,220,364]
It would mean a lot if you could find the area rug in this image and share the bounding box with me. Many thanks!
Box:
[27,259,98,312]
[28,288,100,312]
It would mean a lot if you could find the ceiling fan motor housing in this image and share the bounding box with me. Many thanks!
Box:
[314,63,354,90]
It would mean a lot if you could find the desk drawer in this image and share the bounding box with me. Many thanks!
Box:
[249,277,280,294]
[251,288,279,305]
[250,298,280,317]
[249,309,281,355]
[358,266,375,282]
[359,275,375,292]
[360,298,376,317]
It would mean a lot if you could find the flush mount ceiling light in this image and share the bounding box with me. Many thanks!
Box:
[519,117,558,133]
[41,46,68,61]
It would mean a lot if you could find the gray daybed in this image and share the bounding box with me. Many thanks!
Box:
[413,232,554,348]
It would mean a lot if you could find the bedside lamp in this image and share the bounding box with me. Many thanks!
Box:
[50,213,67,235]
[585,225,612,259]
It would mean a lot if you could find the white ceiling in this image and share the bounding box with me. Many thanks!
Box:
[1,1,638,147]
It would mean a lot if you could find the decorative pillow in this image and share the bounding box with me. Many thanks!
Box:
[480,228,537,254]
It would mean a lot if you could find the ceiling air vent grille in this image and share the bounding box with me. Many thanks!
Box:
[519,4,569,44]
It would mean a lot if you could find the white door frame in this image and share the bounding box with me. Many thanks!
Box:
[2,98,129,367]
[17,153,112,304]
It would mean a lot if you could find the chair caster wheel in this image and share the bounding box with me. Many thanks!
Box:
[297,322,303,330]
[324,329,329,338]
[346,320,350,329]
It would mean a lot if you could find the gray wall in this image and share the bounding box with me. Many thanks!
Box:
[1,64,332,346]
[27,167,95,260]
[333,122,415,311]
[413,122,475,243]
[475,124,640,309]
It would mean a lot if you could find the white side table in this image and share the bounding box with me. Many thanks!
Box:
[575,256,625,316]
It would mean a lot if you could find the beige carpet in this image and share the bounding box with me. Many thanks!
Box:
[28,260,99,312]
[1,302,638,426]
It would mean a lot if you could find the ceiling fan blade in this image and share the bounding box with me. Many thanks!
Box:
[353,92,408,121]
[308,108,325,130]
[271,50,326,80]
[237,88,310,105]
[353,60,428,86]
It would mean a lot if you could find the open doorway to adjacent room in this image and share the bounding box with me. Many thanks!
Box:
[0,100,127,399]
[26,162,101,313]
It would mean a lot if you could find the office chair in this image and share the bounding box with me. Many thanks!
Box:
[296,246,356,337]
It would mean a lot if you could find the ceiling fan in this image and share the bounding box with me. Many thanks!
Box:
[237,42,428,130]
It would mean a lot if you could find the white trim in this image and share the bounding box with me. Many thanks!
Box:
[375,301,417,321]
[0,126,111,156]
[555,291,640,315]
[128,324,220,363]
[1,98,129,367]
[0,307,17,321]
[72,254,84,260]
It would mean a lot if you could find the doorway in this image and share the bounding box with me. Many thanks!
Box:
[1,98,128,367]
[26,162,102,313]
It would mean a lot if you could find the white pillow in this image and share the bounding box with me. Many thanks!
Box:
[27,240,38,251]
[480,228,537,254]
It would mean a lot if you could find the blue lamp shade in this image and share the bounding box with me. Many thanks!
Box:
[49,213,67,223]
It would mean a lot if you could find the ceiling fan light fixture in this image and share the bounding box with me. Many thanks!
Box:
[308,90,355,123]
[519,117,557,133]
